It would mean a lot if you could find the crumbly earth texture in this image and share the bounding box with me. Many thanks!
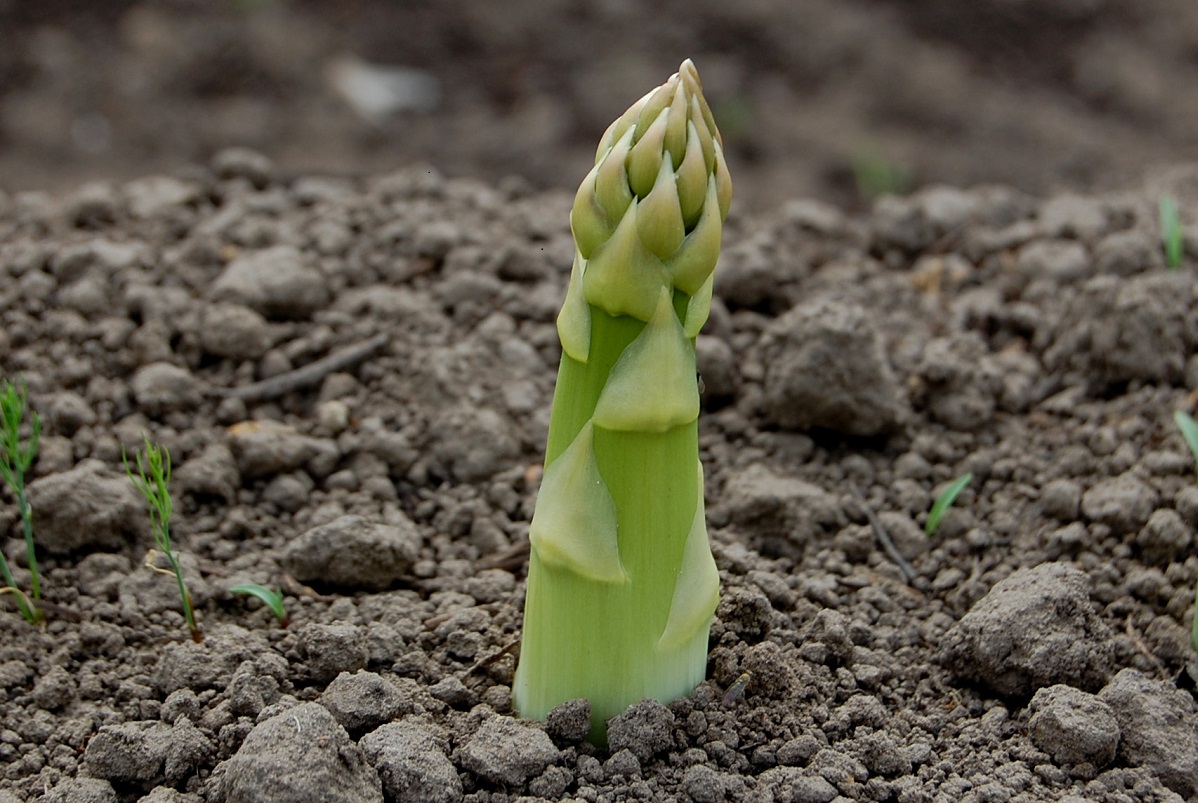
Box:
[2,155,1198,803]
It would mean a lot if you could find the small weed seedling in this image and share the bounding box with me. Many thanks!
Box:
[1175,410,1198,479]
[229,583,289,627]
[852,145,913,200]
[925,472,973,536]
[1175,410,1198,654]
[1159,195,1183,270]
[1192,583,1198,656]
[0,378,42,623]
[124,437,202,643]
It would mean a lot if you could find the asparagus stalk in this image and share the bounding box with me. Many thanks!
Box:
[514,59,732,743]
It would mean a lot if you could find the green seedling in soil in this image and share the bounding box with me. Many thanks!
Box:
[852,145,913,200]
[124,437,202,643]
[0,377,42,624]
[925,472,973,536]
[1159,195,1183,270]
[1176,410,1198,480]
[513,59,731,744]
[1192,583,1198,656]
[1173,410,1198,654]
[229,583,289,627]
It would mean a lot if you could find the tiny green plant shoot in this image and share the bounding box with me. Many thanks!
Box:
[1175,410,1198,479]
[513,60,731,744]
[1173,410,1198,653]
[124,437,202,643]
[925,472,973,537]
[229,583,289,627]
[852,144,913,200]
[0,378,42,624]
[1159,195,1183,271]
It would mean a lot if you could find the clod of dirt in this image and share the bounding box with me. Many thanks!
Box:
[83,720,170,786]
[682,763,728,803]
[456,715,560,787]
[1039,478,1083,521]
[759,298,906,437]
[131,362,203,414]
[1098,668,1198,799]
[226,420,333,479]
[28,459,150,553]
[281,514,420,591]
[298,623,369,682]
[153,626,272,695]
[162,717,217,785]
[1135,508,1193,564]
[198,303,277,360]
[210,245,332,319]
[1027,684,1120,767]
[40,778,118,803]
[321,670,415,734]
[912,335,1005,430]
[605,699,676,763]
[939,563,1115,696]
[545,698,592,744]
[750,766,840,803]
[427,405,522,482]
[1040,273,1197,392]
[140,789,203,803]
[1080,473,1160,534]
[720,463,842,558]
[359,721,461,803]
[226,666,282,718]
[173,443,241,502]
[210,702,382,803]
[870,186,979,255]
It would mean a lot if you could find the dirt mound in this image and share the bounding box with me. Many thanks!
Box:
[1,153,1197,801]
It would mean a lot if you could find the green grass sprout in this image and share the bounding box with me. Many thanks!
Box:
[1175,410,1198,479]
[124,437,202,643]
[1159,195,1183,270]
[925,472,974,536]
[229,583,289,627]
[1192,583,1198,655]
[852,144,913,200]
[513,59,731,744]
[0,377,42,623]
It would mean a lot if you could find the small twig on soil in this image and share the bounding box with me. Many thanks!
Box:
[1124,617,1169,679]
[280,572,335,602]
[210,333,390,402]
[850,484,930,592]
[477,541,531,572]
[466,638,521,676]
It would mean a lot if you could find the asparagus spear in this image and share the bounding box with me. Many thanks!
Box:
[514,59,732,743]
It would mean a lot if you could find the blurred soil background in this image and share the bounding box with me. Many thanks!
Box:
[2,0,1198,210]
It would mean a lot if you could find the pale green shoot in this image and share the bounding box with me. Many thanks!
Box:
[1159,195,1183,270]
[124,437,202,643]
[514,60,730,744]
[229,583,289,627]
[0,377,42,623]
[1175,410,1198,479]
[1192,583,1198,656]
[926,472,973,536]
[852,145,913,200]
[1169,409,1198,655]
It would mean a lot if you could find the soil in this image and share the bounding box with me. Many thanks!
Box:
[4,0,1198,210]
[3,3,1198,803]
